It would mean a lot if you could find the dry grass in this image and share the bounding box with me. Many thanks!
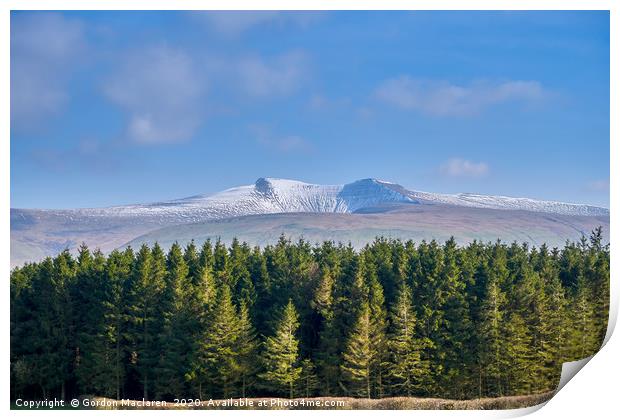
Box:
[87,391,555,410]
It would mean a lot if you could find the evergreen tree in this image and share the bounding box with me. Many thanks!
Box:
[341,301,374,398]
[409,240,444,395]
[73,246,109,396]
[478,246,507,397]
[587,227,609,348]
[9,231,610,402]
[197,240,216,301]
[502,313,532,395]
[535,245,566,390]
[235,302,259,397]
[96,248,133,399]
[23,258,67,399]
[298,359,320,398]
[155,243,190,399]
[125,244,165,399]
[387,284,429,396]
[201,284,239,398]
[313,264,339,395]
[567,274,598,359]
[249,246,271,333]
[260,300,302,398]
[368,276,388,398]
[436,238,472,398]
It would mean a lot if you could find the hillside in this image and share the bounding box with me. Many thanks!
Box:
[125,204,609,251]
[11,177,609,266]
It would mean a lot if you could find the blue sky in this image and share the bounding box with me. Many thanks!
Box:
[10,10,610,209]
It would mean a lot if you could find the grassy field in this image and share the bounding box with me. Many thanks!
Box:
[79,391,555,410]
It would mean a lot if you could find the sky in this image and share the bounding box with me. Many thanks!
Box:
[10,10,610,209]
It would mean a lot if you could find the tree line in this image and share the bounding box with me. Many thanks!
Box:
[10,228,609,402]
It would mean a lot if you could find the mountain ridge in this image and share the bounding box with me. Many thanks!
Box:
[10,177,609,267]
[12,177,609,217]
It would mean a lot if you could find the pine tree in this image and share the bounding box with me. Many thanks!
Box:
[124,244,166,399]
[10,232,609,402]
[409,240,444,395]
[313,264,340,395]
[73,246,109,396]
[478,246,507,397]
[213,239,230,286]
[436,238,472,398]
[11,263,38,398]
[155,243,190,400]
[368,276,388,398]
[312,265,334,319]
[502,313,532,395]
[387,284,428,396]
[587,227,609,348]
[94,248,133,399]
[567,274,598,359]
[51,250,76,401]
[341,301,374,398]
[536,245,567,390]
[201,284,239,398]
[235,301,259,397]
[23,258,67,399]
[260,300,302,398]
[298,359,320,398]
[249,246,271,333]
[182,242,214,398]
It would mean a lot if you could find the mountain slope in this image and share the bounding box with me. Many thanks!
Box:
[11,177,609,267]
[125,205,610,252]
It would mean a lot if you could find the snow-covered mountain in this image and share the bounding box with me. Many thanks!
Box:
[10,177,609,267]
[23,177,608,221]
[69,177,415,222]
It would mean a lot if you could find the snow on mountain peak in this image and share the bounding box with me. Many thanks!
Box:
[18,177,608,225]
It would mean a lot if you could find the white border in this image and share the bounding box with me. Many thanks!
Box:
[2,1,617,419]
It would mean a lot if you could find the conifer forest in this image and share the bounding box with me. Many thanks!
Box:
[10,228,609,403]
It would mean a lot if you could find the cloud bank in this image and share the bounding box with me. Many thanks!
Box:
[440,158,489,177]
[250,124,312,153]
[194,11,323,37]
[236,51,308,98]
[11,13,85,132]
[103,45,207,144]
[376,77,546,116]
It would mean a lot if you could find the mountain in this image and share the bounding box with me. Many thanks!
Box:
[11,177,609,267]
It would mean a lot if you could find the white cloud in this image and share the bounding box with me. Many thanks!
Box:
[237,51,307,97]
[103,45,207,144]
[375,77,546,116]
[250,125,312,153]
[307,94,352,111]
[11,13,85,132]
[268,135,311,153]
[30,138,124,173]
[308,94,329,110]
[440,158,489,177]
[193,11,322,37]
[587,179,609,192]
